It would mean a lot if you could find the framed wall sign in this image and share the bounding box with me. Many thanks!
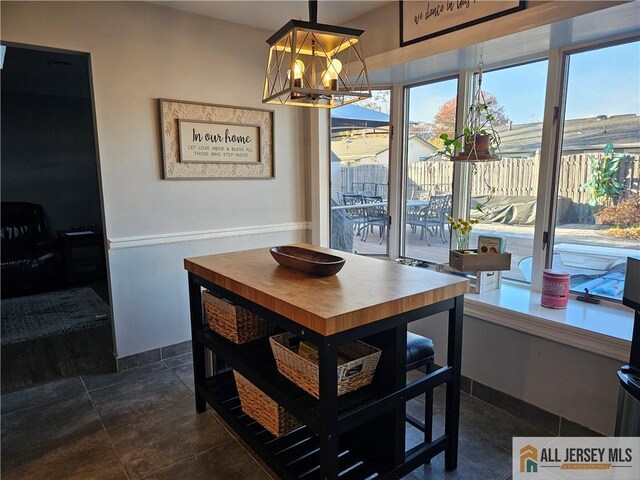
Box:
[159,99,274,179]
[178,120,260,164]
[400,1,526,47]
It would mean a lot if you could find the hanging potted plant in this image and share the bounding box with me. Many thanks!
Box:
[437,61,502,162]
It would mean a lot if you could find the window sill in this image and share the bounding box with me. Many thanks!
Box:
[464,281,633,362]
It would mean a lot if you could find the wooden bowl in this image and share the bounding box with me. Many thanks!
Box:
[270,246,346,276]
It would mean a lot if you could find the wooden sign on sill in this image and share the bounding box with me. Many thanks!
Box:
[449,249,512,272]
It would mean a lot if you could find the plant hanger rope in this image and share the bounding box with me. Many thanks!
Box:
[465,59,501,157]
[470,57,499,212]
[439,56,502,162]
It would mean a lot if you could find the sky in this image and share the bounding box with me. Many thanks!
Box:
[407,41,640,125]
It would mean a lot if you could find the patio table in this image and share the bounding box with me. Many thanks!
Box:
[331,199,431,211]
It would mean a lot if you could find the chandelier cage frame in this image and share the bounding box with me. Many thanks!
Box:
[262,1,372,108]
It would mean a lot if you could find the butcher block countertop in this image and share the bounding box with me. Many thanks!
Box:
[184,243,469,336]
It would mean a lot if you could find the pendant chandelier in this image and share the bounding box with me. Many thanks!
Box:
[262,0,371,108]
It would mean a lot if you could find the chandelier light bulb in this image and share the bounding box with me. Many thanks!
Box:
[292,59,305,79]
[327,58,342,76]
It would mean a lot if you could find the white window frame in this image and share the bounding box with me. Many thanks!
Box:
[397,74,467,260]
[327,87,394,257]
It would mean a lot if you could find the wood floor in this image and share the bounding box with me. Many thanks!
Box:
[1,280,116,393]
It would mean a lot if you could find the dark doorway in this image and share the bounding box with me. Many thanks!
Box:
[1,45,115,392]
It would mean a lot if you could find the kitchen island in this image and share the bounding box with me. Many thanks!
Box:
[184,243,468,480]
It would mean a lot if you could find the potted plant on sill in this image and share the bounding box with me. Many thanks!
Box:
[447,216,479,251]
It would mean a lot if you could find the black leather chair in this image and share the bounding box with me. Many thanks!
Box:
[1,202,61,296]
[406,332,435,445]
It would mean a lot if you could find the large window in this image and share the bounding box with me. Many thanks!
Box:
[330,90,391,255]
[470,60,549,282]
[551,41,640,300]
[402,78,458,263]
[325,36,639,304]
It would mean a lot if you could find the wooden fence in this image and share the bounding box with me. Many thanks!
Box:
[339,153,640,224]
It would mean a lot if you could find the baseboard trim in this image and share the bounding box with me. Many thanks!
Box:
[116,340,191,371]
[432,362,603,436]
[108,221,311,250]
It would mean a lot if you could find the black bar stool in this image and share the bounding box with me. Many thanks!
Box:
[406,332,435,444]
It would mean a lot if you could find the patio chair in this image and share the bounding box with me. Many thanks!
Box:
[357,190,376,198]
[440,194,452,240]
[351,183,366,193]
[340,193,367,237]
[363,182,377,195]
[406,202,422,234]
[406,194,449,246]
[362,195,387,244]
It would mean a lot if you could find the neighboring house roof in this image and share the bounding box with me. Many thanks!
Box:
[498,114,640,154]
[332,107,639,158]
[331,134,390,163]
[331,134,439,164]
[412,135,438,149]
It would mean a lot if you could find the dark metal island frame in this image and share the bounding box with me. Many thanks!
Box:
[184,243,469,480]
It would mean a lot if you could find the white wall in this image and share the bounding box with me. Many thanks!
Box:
[1,1,309,357]
[409,313,621,435]
[109,229,307,357]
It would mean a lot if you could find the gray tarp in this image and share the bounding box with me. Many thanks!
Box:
[470,195,577,225]
[331,199,354,253]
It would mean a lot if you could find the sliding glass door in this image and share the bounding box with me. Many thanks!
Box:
[402,78,458,263]
[330,89,391,255]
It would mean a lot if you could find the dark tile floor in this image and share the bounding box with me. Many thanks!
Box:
[1,359,547,479]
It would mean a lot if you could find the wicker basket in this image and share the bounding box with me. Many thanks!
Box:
[203,291,274,344]
[233,371,301,437]
[269,333,381,399]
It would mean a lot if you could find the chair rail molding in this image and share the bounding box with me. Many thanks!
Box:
[108,221,311,250]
